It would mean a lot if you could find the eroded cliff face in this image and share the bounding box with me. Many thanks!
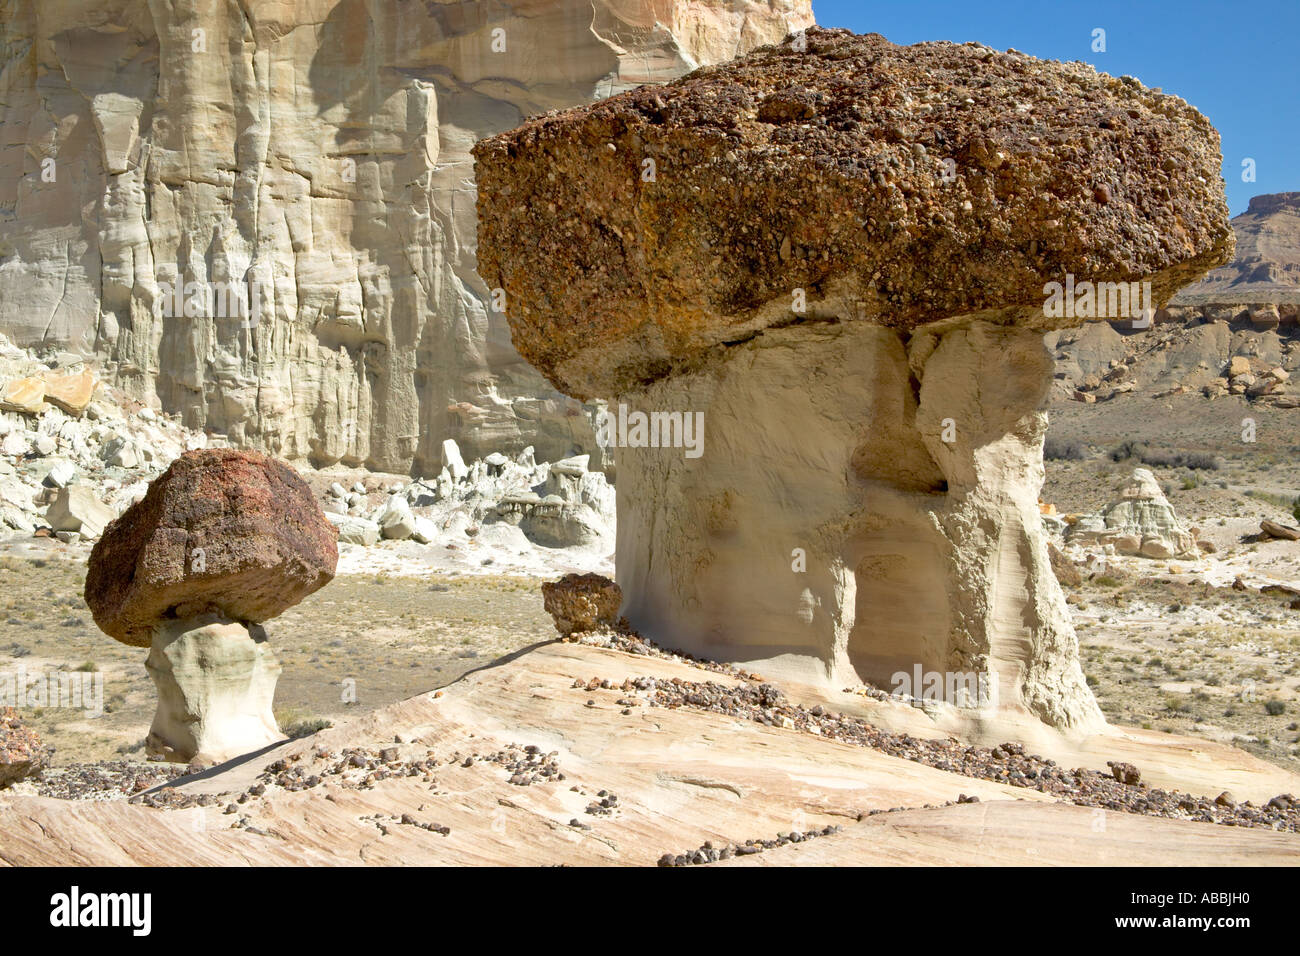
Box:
[0,0,813,473]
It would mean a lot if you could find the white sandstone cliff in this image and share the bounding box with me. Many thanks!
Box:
[0,0,813,472]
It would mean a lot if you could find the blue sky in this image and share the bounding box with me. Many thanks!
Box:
[812,0,1299,216]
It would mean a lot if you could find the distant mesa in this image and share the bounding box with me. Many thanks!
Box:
[1172,192,1300,307]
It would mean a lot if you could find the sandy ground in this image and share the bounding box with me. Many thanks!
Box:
[0,538,560,765]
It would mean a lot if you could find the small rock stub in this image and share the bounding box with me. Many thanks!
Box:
[85,449,338,647]
[1107,760,1142,786]
[542,573,623,637]
[474,27,1234,399]
[0,706,52,789]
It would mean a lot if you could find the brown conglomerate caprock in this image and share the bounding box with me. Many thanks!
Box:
[85,449,338,647]
[475,27,1234,399]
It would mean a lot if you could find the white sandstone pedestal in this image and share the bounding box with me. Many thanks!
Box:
[145,614,285,765]
[614,320,1104,735]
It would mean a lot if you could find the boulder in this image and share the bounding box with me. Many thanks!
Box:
[476,28,1232,732]
[40,369,96,416]
[476,28,1233,401]
[441,439,469,482]
[1140,538,1176,559]
[542,573,623,637]
[42,460,76,488]
[1249,304,1281,330]
[0,706,52,789]
[522,501,608,548]
[327,512,380,547]
[1261,520,1300,542]
[0,432,26,456]
[45,485,115,540]
[377,495,418,541]
[1114,534,1143,556]
[1108,761,1142,786]
[84,449,337,648]
[0,377,46,415]
[102,435,139,468]
[551,455,589,476]
[410,516,439,545]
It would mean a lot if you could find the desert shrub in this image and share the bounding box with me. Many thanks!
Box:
[1292,497,1300,525]
[1109,441,1144,462]
[1044,436,1088,461]
[1264,699,1286,716]
[1245,489,1295,509]
[277,709,334,739]
[1108,441,1220,470]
